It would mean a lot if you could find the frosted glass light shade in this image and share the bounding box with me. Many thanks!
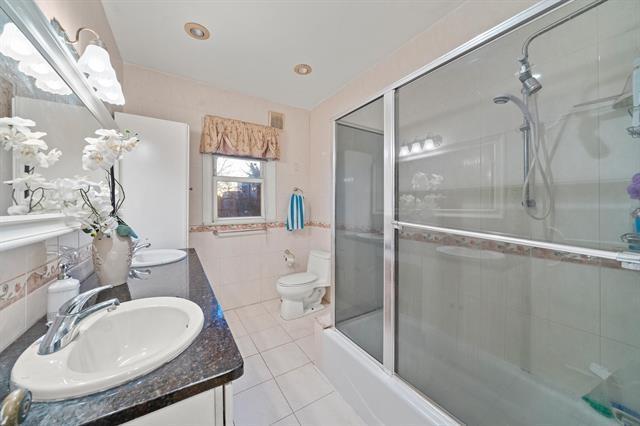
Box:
[0,23,72,96]
[0,23,37,62]
[80,43,125,105]
[89,75,124,105]
[78,44,114,77]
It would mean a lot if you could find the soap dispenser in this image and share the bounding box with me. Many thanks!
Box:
[47,263,80,322]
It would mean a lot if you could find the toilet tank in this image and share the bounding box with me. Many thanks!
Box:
[307,250,331,286]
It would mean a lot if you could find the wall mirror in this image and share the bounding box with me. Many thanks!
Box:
[0,0,119,250]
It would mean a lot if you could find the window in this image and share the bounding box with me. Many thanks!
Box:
[203,155,276,224]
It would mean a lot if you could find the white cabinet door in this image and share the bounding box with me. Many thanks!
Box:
[116,112,189,248]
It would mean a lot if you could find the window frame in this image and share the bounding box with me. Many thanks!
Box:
[203,154,276,225]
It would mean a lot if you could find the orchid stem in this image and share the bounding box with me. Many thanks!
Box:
[109,166,116,214]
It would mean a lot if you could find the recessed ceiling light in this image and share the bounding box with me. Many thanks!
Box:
[184,22,210,40]
[294,64,312,75]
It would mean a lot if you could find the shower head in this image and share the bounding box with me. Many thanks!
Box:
[492,93,534,125]
[518,58,542,95]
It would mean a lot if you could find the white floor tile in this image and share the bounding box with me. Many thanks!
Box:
[262,298,282,315]
[235,335,258,358]
[226,317,248,338]
[262,342,310,377]
[295,335,316,362]
[276,364,333,411]
[241,312,279,334]
[279,316,314,340]
[236,303,269,321]
[295,392,365,426]
[271,414,300,426]
[223,309,240,322]
[233,354,272,394]
[234,380,293,426]
[251,325,293,352]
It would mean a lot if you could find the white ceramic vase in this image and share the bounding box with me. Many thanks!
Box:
[92,232,133,286]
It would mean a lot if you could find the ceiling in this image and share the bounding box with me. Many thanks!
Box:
[101,0,463,110]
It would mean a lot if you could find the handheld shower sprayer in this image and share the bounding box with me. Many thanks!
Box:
[493,93,552,220]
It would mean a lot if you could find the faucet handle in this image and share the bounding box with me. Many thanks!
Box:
[58,285,114,316]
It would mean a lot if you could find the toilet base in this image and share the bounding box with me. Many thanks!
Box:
[280,298,326,321]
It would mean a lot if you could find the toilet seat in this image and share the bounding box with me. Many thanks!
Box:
[277,272,317,287]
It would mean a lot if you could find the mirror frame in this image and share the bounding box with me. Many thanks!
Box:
[0,0,119,251]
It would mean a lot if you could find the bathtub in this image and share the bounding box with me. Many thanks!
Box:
[316,327,459,426]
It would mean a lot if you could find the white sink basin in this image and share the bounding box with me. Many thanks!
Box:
[132,249,187,268]
[11,297,204,401]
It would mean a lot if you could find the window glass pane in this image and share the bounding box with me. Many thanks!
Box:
[215,156,262,178]
[216,181,262,218]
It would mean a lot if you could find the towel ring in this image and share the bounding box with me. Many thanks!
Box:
[293,187,304,194]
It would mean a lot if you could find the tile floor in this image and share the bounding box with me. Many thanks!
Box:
[225,299,365,426]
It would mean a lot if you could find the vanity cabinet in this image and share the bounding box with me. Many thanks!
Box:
[123,384,233,426]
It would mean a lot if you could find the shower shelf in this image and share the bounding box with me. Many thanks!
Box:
[392,220,640,271]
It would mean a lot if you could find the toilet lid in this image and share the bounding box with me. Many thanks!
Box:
[278,272,317,287]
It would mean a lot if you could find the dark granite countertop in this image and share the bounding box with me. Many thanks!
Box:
[0,249,243,425]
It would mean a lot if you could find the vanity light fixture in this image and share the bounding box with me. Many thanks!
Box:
[66,27,125,105]
[294,64,312,75]
[399,135,443,158]
[184,22,210,40]
[0,23,72,96]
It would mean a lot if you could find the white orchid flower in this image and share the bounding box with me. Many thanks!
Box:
[7,203,29,215]
[82,129,139,171]
[95,129,121,138]
[36,148,61,168]
[5,173,47,193]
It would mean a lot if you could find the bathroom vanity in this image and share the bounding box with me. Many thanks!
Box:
[0,249,243,425]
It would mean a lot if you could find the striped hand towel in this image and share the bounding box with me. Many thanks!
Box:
[286,193,305,231]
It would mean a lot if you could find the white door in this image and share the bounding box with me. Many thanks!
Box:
[116,112,189,248]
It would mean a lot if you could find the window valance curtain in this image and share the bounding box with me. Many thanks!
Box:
[200,115,280,160]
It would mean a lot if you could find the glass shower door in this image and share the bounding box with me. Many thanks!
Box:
[394,0,640,425]
[334,97,384,362]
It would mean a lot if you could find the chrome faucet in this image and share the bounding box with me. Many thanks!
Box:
[132,240,151,255]
[38,285,119,355]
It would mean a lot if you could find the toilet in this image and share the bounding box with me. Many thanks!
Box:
[277,250,331,320]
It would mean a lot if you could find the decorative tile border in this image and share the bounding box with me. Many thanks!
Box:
[398,229,622,269]
[0,256,59,314]
[190,221,331,233]
[26,258,60,295]
[0,275,26,310]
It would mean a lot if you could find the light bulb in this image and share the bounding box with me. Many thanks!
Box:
[410,142,422,154]
[399,146,410,157]
[423,138,436,151]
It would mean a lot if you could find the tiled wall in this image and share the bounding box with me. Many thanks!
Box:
[0,230,92,352]
[190,225,330,310]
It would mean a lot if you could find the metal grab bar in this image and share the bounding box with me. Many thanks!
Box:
[392,220,640,270]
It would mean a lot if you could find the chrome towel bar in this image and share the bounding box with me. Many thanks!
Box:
[392,220,640,271]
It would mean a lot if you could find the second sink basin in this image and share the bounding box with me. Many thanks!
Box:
[11,297,204,401]
[132,249,187,267]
